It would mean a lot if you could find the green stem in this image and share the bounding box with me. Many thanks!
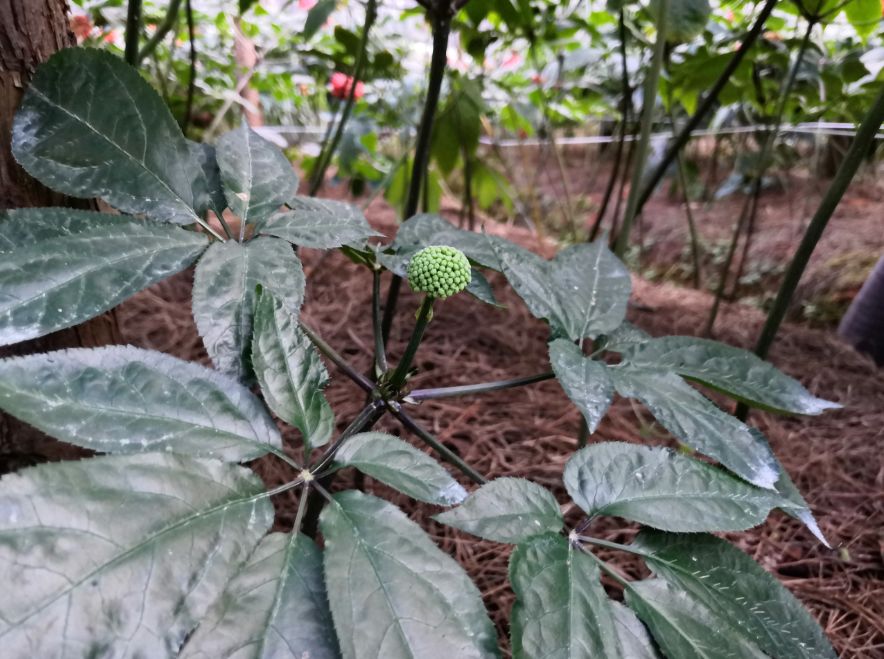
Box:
[291,482,310,534]
[388,403,486,485]
[124,0,142,65]
[578,534,645,555]
[310,401,383,472]
[308,0,377,196]
[404,371,554,401]
[299,322,375,394]
[136,0,183,65]
[633,0,779,218]
[181,0,196,136]
[388,295,434,393]
[614,0,670,257]
[575,542,632,587]
[372,269,388,376]
[267,446,302,470]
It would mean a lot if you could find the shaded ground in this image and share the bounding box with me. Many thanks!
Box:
[116,195,883,658]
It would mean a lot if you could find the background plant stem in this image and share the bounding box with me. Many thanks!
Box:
[124,0,142,65]
[388,295,434,392]
[136,0,182,65]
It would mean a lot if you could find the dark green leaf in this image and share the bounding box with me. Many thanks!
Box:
[216,124,299,226]
[189,141,227,217]
[599,321,651,353]
[610,366,780,488]
[610,602,660,658]
[335,432,467,505]
[491,239,632,341]
[654,0,711,42]
[434,477,562,543]
[634,531,837,659]
[193,237,305,380]
[320,490,499,659]
[181,532,340,659]
[252,291,333,451]
[392,213,503,269]
[0,452,273,655]
[844,0,881,38]
[625,580,768,659]
[510,533,623,658]
[0,208,207,346]
[564,442,785,532]
[549,338,614,434]
[0,345,281,461]
[620,336,840,415]
[305,0,337,39]
[12,49,199,224]
[466,268,502,306]
[259,197,381,249]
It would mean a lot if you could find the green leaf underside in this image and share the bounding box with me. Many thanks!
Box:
[625,580,769,659]
[491,239,632,341]
[610,601,661,658]
[434,477,563,543]
[193,237,305,380]
[549,338,614,434]
[189,141,227,217]
[509,534,623,658]
[610,366,780,489]
[659,0,712,42]
[0,208,207,346]
[252,291,334,451]
[11,48,199,224]
[320,491,499,659]
[620,336,840,415]
[563,442,785,532]
[0,452,272,656]
[634,531,837,659]
[600,321,651,353]
[216,124,299,226]
[181,532,340,659]
[334,432,467,505]
[392,214,505,270]
[0,345,281,461]
[260,197,381,249]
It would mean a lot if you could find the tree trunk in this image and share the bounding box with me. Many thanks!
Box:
[0,0,122,471]
[838,256,884,366]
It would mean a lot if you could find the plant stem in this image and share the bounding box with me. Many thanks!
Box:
[267,446,302,470]
[136,0,183,65]
[181,0,196,137]
[381,11,452,346]
[578,534,644,555]
[299,322,375,394]
[632,0,779,218]
[124,0,142,65]
[388,403,486,485]
[405,371,554,401]
[310,401,383,473]
[371,269,388,375]
[388,295,434,393]
[308,0,377,196]
[575,542,632,587]
[291,481,310,534]
[614,0,669,257]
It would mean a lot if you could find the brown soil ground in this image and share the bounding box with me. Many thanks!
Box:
[115,189,883,658]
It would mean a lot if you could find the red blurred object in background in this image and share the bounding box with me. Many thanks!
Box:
[329,72,364,100]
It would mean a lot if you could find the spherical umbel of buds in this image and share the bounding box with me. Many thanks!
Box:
[407,246,472,299]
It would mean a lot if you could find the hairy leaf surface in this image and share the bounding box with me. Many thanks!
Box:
[181,532,340,659]
[509,533,622,658]
[335,432,467,505]
[564,442,784,532]
[12,49,199,224]
[434,477,562,543]
[0,208,206,346]
[549,338,614,433]
[193,237,305,380]
[189,141,227,217]
[260,197,380,248]
[0,345,281,461]
[0,453,273,656]
[320,491,499,659]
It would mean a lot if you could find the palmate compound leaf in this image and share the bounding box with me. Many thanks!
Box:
[334,432,467,505]
[633,530,837,659]
[216,124,299,227]
[619,335,840,415]
[0,452,273,656]
[548,338,614,434]
[490,238,632,341]
[193,236,305,380]
[11,48,200,225]
[433,477,563,543]
[609,365,780,489]
[259,196,382,249]
[0,208,207,346]
[252,290,334,451]
[320,491,500,659]
[0,345,281,461]
[180,532,340,659]
[509,533,624,658]
[563,442,787,532]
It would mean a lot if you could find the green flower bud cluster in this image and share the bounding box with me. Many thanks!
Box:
[407,245,472,299]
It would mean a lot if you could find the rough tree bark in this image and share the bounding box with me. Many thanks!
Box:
[0,0,122,471]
